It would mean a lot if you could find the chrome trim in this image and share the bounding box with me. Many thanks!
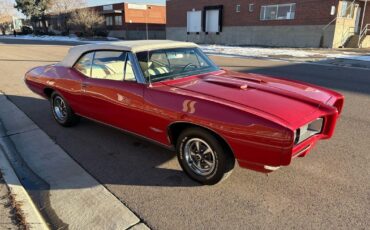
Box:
[184,138,216,176]
[75,113,175,150]
[293,144,312,158]
[53,96,67,122]
[263,165,281,171]
[128,52,147,84]
[294,118,324,145]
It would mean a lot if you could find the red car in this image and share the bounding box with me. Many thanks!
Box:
[25,40,344,185]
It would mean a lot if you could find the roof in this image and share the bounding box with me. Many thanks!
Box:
[58,40,198,67]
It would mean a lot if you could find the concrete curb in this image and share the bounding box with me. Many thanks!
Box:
[0,93,149,229]
[0,136,49,229]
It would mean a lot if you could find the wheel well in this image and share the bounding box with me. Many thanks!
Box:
[43,88,54,98]
[168,122,235,158]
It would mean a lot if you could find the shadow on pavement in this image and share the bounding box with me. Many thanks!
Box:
[216,58,370,95]
[7,95,200,188]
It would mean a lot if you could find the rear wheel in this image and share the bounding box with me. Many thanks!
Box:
[176,128,235,185]
[51,92,79,127]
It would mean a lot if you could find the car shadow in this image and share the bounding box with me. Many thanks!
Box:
[6,94,201,188]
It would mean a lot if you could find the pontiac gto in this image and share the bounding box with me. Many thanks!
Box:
[25,40,344,184]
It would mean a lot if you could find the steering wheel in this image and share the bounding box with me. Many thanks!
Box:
[182,63,198,71]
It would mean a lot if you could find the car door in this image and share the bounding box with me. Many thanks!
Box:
[76,50,147,133]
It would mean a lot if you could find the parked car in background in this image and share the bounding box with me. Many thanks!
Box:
[24,40,344,184]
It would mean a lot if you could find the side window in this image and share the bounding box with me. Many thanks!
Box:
[74,51,137,82]
[74,52,94,77]
[91,51,126,81]
[124,56,136,82]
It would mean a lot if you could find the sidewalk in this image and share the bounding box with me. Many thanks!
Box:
[0,93,149,229]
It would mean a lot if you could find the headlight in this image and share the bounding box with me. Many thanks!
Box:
[294,118,324,145]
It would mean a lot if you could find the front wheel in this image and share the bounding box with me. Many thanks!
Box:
[51,92,79,127]
[176,128,235,185]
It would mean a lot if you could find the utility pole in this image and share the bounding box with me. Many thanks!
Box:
[146,6,152,40]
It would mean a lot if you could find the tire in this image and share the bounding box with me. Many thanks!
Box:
[176,127,235,185]
[50,92,79,127]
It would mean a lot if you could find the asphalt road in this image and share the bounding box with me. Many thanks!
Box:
[0,39,369,229]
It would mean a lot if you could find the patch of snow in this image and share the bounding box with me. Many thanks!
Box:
[0,35,111,43]
[107,37,120,41]
[199,45,323,58]
[339,55,370,62]
[199,44,369,62]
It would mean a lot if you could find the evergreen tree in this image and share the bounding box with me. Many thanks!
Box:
[14,0,50,32]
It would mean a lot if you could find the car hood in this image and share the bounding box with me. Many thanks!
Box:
[162,70,334,127]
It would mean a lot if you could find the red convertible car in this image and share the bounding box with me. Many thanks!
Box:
[25,40,344,184]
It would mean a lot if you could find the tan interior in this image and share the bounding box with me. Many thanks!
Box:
[91,60,136,81]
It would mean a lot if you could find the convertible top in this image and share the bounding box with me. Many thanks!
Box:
[58,40,199,68]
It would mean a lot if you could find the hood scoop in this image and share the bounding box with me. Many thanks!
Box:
[203,76,248,90]
[230,75,266,84]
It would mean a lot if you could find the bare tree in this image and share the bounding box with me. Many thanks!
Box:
[49,0,86,14]
[48,0,87,34]
[0,0,15,35]
[68,8,105,37]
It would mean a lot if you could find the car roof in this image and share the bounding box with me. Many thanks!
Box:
[58,40,199,67]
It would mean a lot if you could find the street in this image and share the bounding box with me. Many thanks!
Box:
[0,39,369,229]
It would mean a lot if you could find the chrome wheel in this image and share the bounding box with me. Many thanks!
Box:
[53,96,67,122]
[184,138,216,176]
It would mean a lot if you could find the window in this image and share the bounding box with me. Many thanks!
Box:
[74,52,94,77]
[187,10,202,33]
[103,5,113,11]
[106,16,113,26]
[260,3,296,20]
[340,1,355,18]
[249,4,255,12]
[136,48,219,82]
[115,16,122,26]
[74,51,136,82]
[92,51,135,81]
[331,6,336,16]
[236,5,241,13]
[206,9,220,32]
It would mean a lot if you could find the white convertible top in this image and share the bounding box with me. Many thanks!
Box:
[58,40,198,67]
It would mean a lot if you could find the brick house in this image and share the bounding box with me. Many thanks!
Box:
[46,2,166,40]
[166,0,370,48]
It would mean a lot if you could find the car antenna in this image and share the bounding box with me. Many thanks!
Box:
[147,50,152,87]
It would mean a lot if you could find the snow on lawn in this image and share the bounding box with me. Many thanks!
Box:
[339,55,370,62]
[199,44,370,61]
[200,44,324,58]
[0,35,119,43]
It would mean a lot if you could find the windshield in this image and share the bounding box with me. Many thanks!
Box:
[136,48,219,83]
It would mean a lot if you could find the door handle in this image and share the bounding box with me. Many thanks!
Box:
[81,83,89,88]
